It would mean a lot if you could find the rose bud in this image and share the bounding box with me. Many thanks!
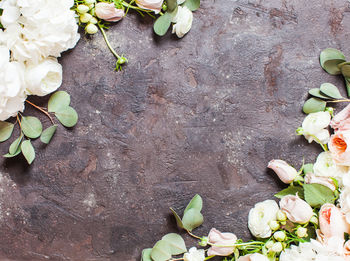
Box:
[95,3,125,22]
[267,159,298,184]
[331,104,350,132]
[237,253,269,261]
[207,228,237,256]
[279,195,313,224]
[304,173,336,191]
[135,0,163,14]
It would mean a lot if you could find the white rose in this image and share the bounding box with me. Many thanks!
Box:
[172,6,193,38]
[0,0,20,28]
[313,151,350,185]
[301,111,331,144]
[183,247,205,261]
[248,200,279,238]
[25,58,62,97]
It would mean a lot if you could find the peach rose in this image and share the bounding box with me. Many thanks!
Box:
[207,228,237,256]
[331,104,350,132]
[95,3,124,22]
[319,204,350,240]
[135,0,163,14]
[267,159,298,184]
[279,195,313,224]
[328,131,350,166]
[304,173,336,191]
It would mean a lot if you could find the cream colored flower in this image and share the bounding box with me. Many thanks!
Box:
[183,247,205,261]
[279,195,313,224]
[172,6,193,38]
[267,159,298,184]
[301,111,331,144]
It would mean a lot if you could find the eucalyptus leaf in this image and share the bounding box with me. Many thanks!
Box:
[320,48,346,75]
[184,0,200,11]
[21,116,42,139]
[302,98,326,114]
[182,208,203,231]
[162,233,186,255]
[0,121,14,142]
[167,0,177,12]
[184,194,203,214]
[55,107,78,127]
[21,140,35,164]
[40,125,57,144]
[9,134,23,155]
[274,186,304,199]
[319,83,343,99]
[48,91,71,113]
[153,12,172,36]
[303,163,314,174]
[304,183,334,207]
[170,207,184,229]
[308,88,332,100]
[141,248,153,261]
[345,77,350,97]
[341,64,350,78]
[150,240,172,261]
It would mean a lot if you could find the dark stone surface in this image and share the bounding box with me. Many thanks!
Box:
[1,0,350,260]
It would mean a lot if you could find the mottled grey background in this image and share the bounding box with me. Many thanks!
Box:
[1,0,350,260]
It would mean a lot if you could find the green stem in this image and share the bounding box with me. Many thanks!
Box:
[186,230,202,240]
[327,99,350,103]
[97,23,121,59]
[307,133,328,152]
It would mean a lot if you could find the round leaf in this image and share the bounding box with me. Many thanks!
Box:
[319,83,343,99]
[302,98,326,114]
[141,248,153,261]
[21,116,43,139]
[341,64,350,78]
[0,121,14,142]
[9,134,23,155]
[304,183,334,207]
[162,233,186,255]
[40,125,58,144]
[320,48,346,75]
[182,208,203,231]
[167,0,178,12]
[48,91,71,113]
[21,140,35,164]
[153,13,172,36]
[184,194,203,213]
[151,240,172,261]
[55,107,78,128]
[308,88,332,100]
[170,207,184,229]
[184,0,200,11]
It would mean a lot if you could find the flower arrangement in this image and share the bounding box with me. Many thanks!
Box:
[140,50,350,261]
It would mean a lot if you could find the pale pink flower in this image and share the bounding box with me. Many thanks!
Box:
[328,131,350,166]
[135,0,163,14]
[207,228,237,256]
[319,204,349,240]
[279,195,313,224]
[95,3,124,22]
[237,253,269,261]
[304,173,336,191]
[331,104,350,132]
[267,159,298,184]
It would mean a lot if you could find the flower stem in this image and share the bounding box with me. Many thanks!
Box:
[327,99,350,103]
[186,230,202,240]
[16,114,22,129]
[97,23,121,59]
[25,100,54,124]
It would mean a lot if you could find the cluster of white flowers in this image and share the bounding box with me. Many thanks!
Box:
[0,0,80,121]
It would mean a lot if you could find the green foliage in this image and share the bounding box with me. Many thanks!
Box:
[161,233,186,255]
[55,107,78,127]
[275,186,304,199]
[319,83,343,99]
[141,248,153,261]
[303,163,313,174]
[153,12,172,36]
[21,116,43,138]
[40,125,58,144]
[0,121,14,142]
[48,91,71,113]
[167,0,177,12]
[4,134,24,158]
[308,88,332,100]
[302,98,326,114]
[150,240,172,261]
[320,48,346,75]
[304,183,335,207]
[21,140,35,164]
[184,0,200,11]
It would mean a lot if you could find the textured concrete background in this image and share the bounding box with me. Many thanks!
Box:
[1,0,350,260]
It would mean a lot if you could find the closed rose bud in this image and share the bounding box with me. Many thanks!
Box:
[95,3,124,22]
[207,228,237,256]
[80,13,92,23]
[89,17,98,24]
[237,253,269,261]
[77,4,89,14]
[265,241,274,249]
[85,23,98,34]
[267,159,298,184]
[279,195,313,224]
[296,227,308,238]
[135,0,163,13]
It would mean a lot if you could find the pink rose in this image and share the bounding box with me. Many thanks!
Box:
[319,204,349,240]
[95,3,124,22]
[279,195,313,224]
[135,0,163,14]
[331,104,350,131]
[267,159,298,184]
[328,131,350,166]
[304,173,336,191]
[207,228,237,256]
[237,253,269,261]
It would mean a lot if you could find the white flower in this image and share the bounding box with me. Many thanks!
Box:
[25,58,62,97]
[340,175,350,225]
[248,200,279,238]
[313,151,350,185]
[301,111,331,144]
[0,0,20,28]
[279,239,345,261]
[172,6,193,38]
[0,46,26,121]
[183,247,205,261]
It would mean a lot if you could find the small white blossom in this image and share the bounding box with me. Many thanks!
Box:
[183,247,205,261]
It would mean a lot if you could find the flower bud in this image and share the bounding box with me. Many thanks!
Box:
[95,3,124,22]
[267,159,298,184]
[269,220,280,231]
[85,0,96,4]
[77,4,89,14]
[325,107,334,116]
[89,17,98,24]
[198,236,208,247]
[271,242,283,253]
[280,221,286,225]
[265,241,274,249]
[310,216,318,225]
[88,4,95,9]
[85,23,98,34]
[280,195,313,224]
[80,13,93,23]
[277,210,287,222]
[296,227,308,238]
[273,231,286,242]
[296,127,304,135]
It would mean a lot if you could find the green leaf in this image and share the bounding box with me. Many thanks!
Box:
[48,91,71,113]
[304,183,334,207]
[151,240,172,261]
[162,233,186,255]
[40,125,57,144]
[308,88,332,100]
[55,107,78,127]
[184,194,203,214]
[182,208,203,231]
[141,248,153,261]
[319,83,343,99]
[184,0,200,11]
[21,116,43,139]
[274,186,304,199]
[303,163,314,174]
[167,0,177,12]
[9,134,23,155]
[320,48,346,75]
[302,98,326,114]
[0,121,14,142]
[170,207,184,229]
[153,12,172,36]
[345,77,350,97]
[341,64,350,78]
[21,140,35,164]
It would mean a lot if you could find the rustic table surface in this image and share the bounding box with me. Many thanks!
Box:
[1,0,350,260]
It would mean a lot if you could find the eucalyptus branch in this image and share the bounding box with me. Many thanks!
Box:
[25,100,54,124]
